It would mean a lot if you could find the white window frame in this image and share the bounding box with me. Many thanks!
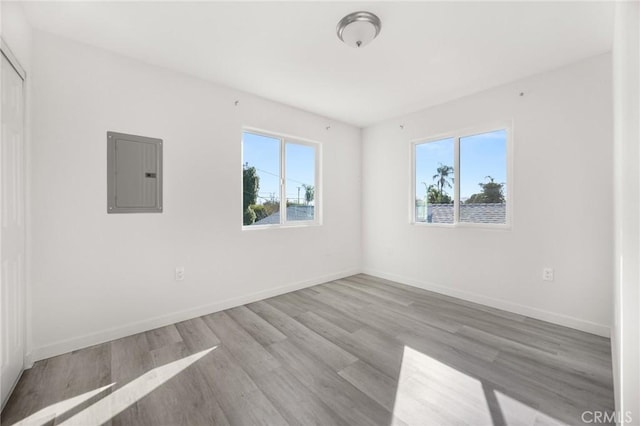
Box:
[411,122,513,229]
[242,128,321,229]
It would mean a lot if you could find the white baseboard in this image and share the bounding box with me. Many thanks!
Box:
[29,266,611,365]
[29,268,360,363]
[362,268,611,338]
[23,353,34,369]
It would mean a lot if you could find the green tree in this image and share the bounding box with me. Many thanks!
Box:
[250,204,268,221]
[422,182,452,204]
[433,163,454,194]
[302,184,315,205]
[243,163,259,225]
[262,200,279,216]
[243,207,257,225]
[428,185,452,204]
[466,176,505,204]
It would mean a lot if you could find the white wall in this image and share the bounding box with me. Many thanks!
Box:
[29,31,361,360]
[1,2,32,71]
[362,54,613,336]
[613,2,640,423]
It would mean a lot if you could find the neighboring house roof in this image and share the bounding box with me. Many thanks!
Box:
[254,205,314,225]
[417,203,506,224]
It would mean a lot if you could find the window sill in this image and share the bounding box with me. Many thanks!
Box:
[242,221,321,231]
[412,221,511,230]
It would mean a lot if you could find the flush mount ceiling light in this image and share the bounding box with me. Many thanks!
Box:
[337,11,382,48]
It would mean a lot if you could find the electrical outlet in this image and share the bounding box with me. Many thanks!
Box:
[542,267,554,281]
[175,266,185,281]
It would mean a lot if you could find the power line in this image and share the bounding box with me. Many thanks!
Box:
[254,168,310,186]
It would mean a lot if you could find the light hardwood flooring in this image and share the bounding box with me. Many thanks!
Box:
[1,274,614,426]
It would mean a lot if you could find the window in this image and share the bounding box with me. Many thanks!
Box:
[242,130,319,227]
[413,126,510,226]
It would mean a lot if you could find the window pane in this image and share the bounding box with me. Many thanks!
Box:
[285,142,315,222]
[459,129,507,224]
[242,132,281,226]
[415,138,455,224]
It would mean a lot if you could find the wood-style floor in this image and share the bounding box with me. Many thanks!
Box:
[2,274,614,426]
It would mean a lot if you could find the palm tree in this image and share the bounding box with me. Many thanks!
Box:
[302,184,314,205]
[433,163,454,193]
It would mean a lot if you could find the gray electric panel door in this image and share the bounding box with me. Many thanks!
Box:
[107,131,163,213]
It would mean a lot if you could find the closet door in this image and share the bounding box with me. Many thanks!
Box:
[1,50,26,408]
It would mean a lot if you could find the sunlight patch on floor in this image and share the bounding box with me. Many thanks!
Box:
[391,346,564,425]
[392,346,493,425]
[492,389,569,426]
[56,346,216,426]
[11,383,115,426]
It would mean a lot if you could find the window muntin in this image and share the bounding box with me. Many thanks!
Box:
[413,127,509,227]
[242,130,318,227]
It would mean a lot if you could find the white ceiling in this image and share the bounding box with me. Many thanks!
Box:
[21,1,614,127]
